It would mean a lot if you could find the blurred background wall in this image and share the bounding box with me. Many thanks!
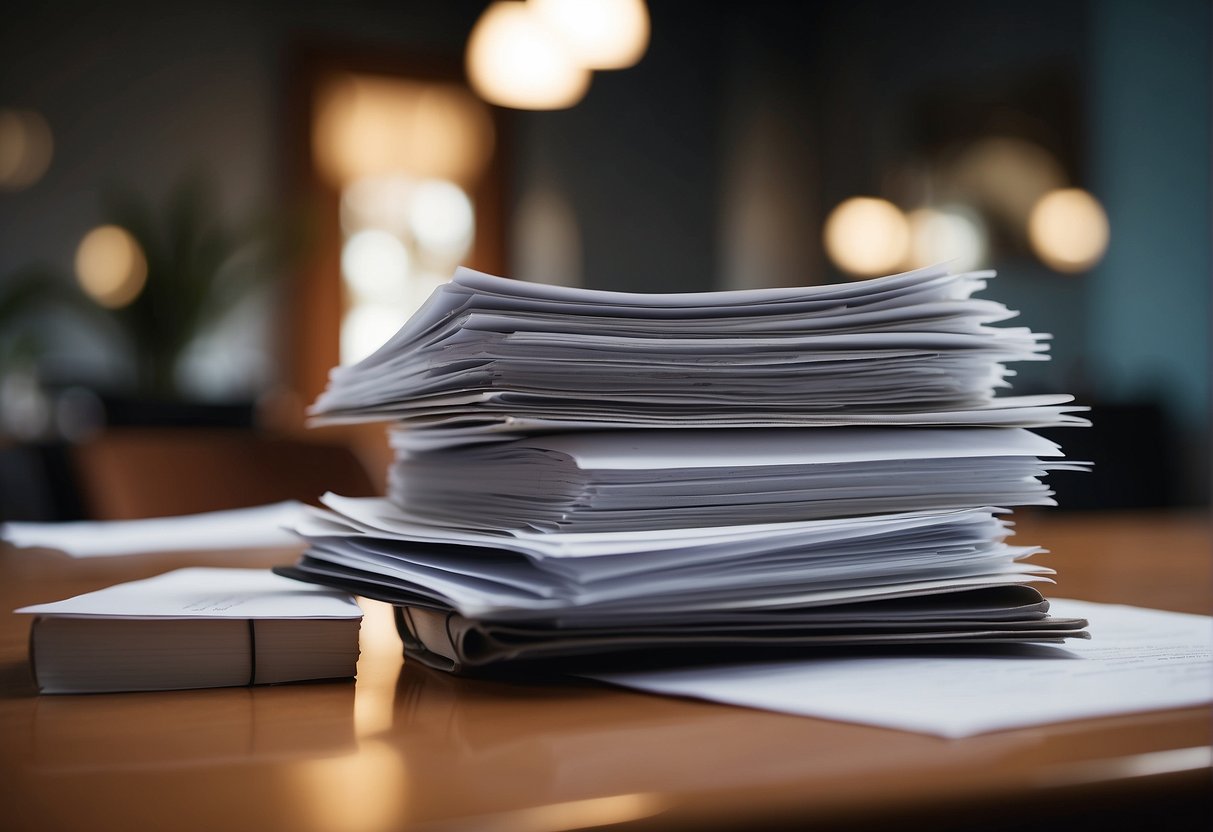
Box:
[0,0,1208,516]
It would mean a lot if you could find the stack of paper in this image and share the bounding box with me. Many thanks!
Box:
[313,265,1086,450]
[280,266,1089,671]
[385,428,1083,532]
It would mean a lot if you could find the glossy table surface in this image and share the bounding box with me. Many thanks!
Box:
[0,511,1209,832]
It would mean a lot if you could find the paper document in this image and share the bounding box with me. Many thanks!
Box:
[386,428,1086,533]
[1,502,306,557]
[18,568,362,694]
[289,498,1058,620]
[588,599,1213,737]
[310,265,1089,446]
[16,567,362,619]
[282,265,1091,673]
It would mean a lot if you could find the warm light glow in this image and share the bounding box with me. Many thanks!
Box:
[340,176,416,237]
[341,229,410,304]
[353,599,403,739]
[467,1,591,110]
[409,272,449,310]
[338,176,473,368]
[823,197,910,277]
[408,179,474,261]
[74,225,148,308]
[0,108,53,191]
[314,75,494,187]
[341,305,405,365]
[291,740,409,832]
[906,205,987,271]
[1028,188,1110,273]
[953,137,1067,229]
[533,0,650,70]
[449,793,669,832]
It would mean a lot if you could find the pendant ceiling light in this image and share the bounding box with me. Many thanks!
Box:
[466,1,591,111]
[532,0,650,70]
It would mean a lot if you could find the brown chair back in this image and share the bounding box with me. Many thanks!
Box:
[72,429,377,520]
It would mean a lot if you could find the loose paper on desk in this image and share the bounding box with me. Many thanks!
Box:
[1,502,306,557]
[15,567,362,619]
[588,599,1213,738]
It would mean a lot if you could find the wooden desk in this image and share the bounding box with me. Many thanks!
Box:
[0,512,1209,832]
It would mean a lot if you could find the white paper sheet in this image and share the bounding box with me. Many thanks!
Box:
[588,599,1213,737]
[527,427,1064,469]
[384,427,1086,534]
[311,495,1012,559]
[1,502,306,557]
[15,567,362,619]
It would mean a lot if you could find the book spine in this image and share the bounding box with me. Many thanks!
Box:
[28,616,42,693]
[247,619,257,686]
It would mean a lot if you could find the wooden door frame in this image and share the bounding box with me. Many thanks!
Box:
[279,40,508,409]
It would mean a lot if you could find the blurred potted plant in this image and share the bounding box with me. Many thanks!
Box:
[0,178,298,521]
[0,266,78,438]
[95,176,290,403]
[0,177,294,430]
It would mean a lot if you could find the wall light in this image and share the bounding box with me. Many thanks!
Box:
[341,229,410,305]
[313,75,494,188]
[952,137,1067,230]
[906,205,987,271]
[533,0,650,70]
[467,1,591,110]
[0,108,53,191]
[408,180,475,262]
[823,197,910,278]
[1027,188,1109,273]
[340,176,416,238]
[74,225,148,309]
[340,305,407,366]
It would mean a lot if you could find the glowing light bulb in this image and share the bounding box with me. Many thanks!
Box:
[340,305,406,365]
[313,76,494,187]
[953,137,1066,228]
[466,1,591,110]
[1028,188,1110,273]
[533,0,650,70]
[341,229,410,303]
[823,197,910,277]
[408,180,474,260]
[340,176,416,237]
[906,205,987,271]
[74,225,148,308]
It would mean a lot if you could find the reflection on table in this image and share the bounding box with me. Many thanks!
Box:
[0,510,1209,832]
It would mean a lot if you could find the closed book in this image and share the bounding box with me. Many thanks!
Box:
[17,568,362,694]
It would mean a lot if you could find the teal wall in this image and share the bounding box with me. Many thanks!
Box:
[1088,0,1211,436]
